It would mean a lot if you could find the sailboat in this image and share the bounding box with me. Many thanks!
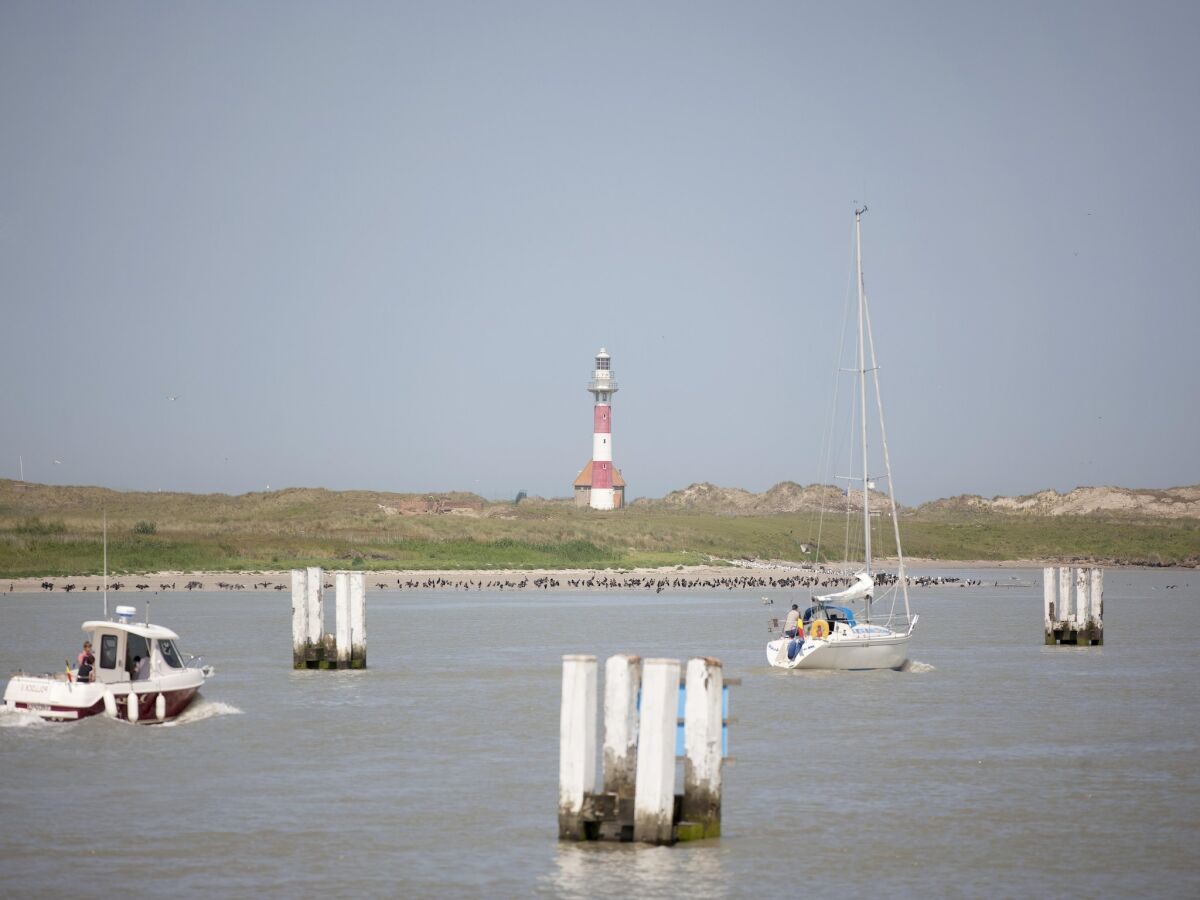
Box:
[766,207,918,670]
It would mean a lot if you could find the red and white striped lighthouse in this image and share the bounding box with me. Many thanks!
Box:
[573,347,625,510]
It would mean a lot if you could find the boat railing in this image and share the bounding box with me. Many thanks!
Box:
[860,613,919,633]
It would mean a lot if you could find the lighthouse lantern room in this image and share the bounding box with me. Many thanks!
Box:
[573,348,626,509]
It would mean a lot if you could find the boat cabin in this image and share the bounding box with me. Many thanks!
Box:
[80,613,187,685]
[802,604,858,629]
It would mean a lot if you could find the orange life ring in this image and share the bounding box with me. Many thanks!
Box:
[811,619,830,639]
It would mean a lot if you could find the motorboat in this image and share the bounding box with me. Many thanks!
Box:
[766,208,918,670]
[3,604,212,723]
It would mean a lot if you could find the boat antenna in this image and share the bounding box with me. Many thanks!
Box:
[102,509,108,619]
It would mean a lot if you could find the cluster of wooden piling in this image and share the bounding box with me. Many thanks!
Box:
[559,654,728,845]
[1044,566,1104,646]
[291,567,367,669]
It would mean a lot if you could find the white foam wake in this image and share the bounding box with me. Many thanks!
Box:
[0,705,51,728]
[903,659,936,673]
[161,698,243,726]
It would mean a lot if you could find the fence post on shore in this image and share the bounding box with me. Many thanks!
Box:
[335,572,351,668]
[1043,566,1057,645]
[349,571,367,668]
[559,654,597,840]
[634,657,680,845]
[602,654,641,801]
[681,657,723,840]
[291,569,308,668]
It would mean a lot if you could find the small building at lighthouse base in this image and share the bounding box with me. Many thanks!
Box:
[573,462,626,509]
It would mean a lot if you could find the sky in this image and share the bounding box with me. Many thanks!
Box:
[1,1,1197,504]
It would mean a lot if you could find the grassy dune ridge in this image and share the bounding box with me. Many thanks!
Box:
[1,480,1196,577]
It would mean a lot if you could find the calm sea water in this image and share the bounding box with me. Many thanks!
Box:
[2,568,1198,898]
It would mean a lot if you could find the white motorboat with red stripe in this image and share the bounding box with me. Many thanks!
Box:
[3,604,213,723]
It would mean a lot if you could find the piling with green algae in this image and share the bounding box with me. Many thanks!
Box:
[559,653,728,845]
[291,567,368,669]
[1043,566,1104,646]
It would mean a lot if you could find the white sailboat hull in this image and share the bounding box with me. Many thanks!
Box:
[766,628,912,671]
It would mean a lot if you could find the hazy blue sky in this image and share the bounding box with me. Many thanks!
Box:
[2,1,1197,503]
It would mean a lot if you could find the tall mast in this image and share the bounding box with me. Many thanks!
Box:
[102,510,108,619]
[855,206,870,576]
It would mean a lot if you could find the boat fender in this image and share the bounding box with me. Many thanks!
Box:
[155,693,166,721]
[102,689,117,718]
[127,691,139,723]
[811,619,830,640]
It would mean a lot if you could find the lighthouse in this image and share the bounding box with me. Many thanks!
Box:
[573,348,626,509]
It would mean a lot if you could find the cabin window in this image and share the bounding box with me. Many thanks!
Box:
[99,634,119,669]
[126,633,150,674]
[158,639,183,669]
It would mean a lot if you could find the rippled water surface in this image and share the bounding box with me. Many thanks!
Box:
[2,568,1198,898]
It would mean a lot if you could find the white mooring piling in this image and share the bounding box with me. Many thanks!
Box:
[558,655,598,840]
[291,567,368,669]
[335,572,351,668]
[633,658,681,845]
[1044,565,1104,645]
[602,654,641,800]
[558,653,732,845]
[305,566,323,652]
[291,568,309,668]
[681,657,723,840]
[350,571,367,668]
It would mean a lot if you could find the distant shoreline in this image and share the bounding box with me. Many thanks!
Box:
[3,559,1193,593]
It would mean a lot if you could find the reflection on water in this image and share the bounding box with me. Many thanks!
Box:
[545,841,725,899]
[2,569,1199,897]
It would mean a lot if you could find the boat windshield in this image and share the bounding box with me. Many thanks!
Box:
[157,639,184,669]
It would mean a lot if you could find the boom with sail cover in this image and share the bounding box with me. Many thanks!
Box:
[815,572,873,605]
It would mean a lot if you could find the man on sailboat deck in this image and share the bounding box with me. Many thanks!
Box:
[783,605,799,638]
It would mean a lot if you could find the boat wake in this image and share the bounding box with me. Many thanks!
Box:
[161,698,243,726]
[0,705,51,728]
[902,659,936,673]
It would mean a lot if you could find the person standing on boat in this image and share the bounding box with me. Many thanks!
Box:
[76,640,93,668]
[133,655,148,680]
[77,649,95,682]
[783,604,800,638]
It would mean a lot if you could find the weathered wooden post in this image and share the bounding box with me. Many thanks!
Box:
[1043,566,1057,645]
[1058,566,1073,626]
[305,566,324,665]
[291,568,308,668]
[680,657,723,840]
[1045,566,1105,646]
[633,657,679,845]
[1075,567,1090,629]
[350,571,367,668]
[1089,567,1104,644]
[335,572,352,668]
[558,654,598,840]
[602,654,641,799]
